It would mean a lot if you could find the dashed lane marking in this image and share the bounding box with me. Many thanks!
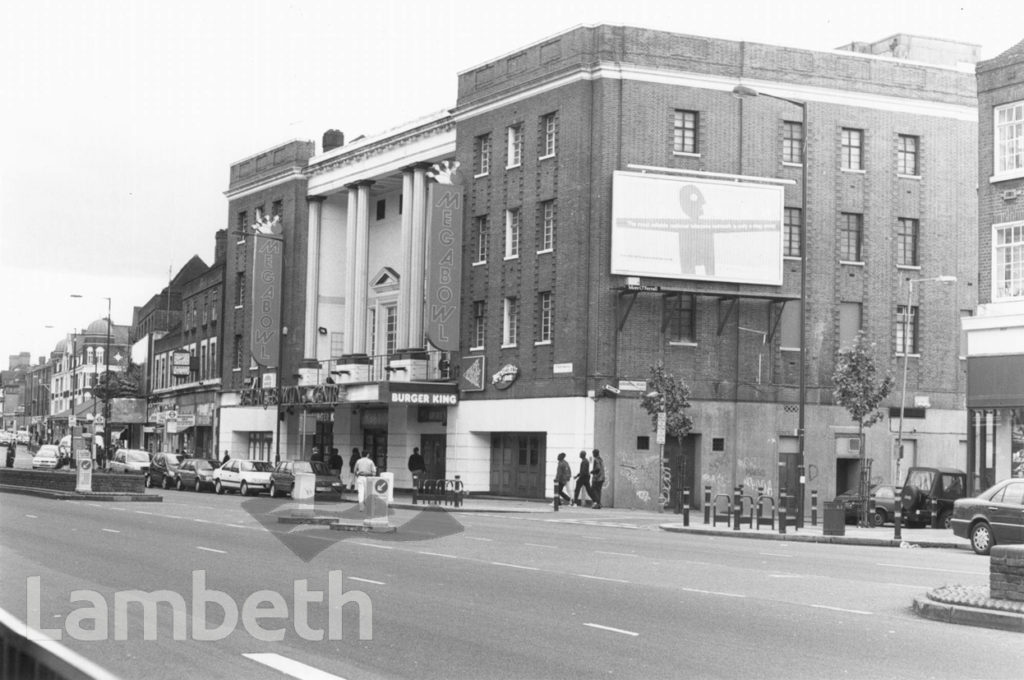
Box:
[352,542,394,550]
[524,543,558,549]
[348,577,385,585]
[24,514,37,519]
[418,551,458,559]
[595,550,637,557]
[463,536,493,542]
[101,528,120,534]
[491,562,539,571]
[243,653,347,680]
[197,546,226,554]
[876,563,985,576]
[680,587,745,598]
[810,604,871,615]
[580,574,630,584]
[584,623,639,637]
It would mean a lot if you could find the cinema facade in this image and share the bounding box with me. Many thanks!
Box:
[223,26,979,510]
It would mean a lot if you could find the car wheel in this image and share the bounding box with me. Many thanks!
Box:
[870,508,887,527]
[176,477,183,491]
[269,482,278,498]
[970,521,994,555]
[939,510,953,530]
[240,481,249,496]
[144,474,152,488]
[195,479,202,492]
[215,480,224,495]
[161,475,170,489]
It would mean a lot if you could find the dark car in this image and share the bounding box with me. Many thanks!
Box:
[269,460,340,498]
[900,467,967,529]
[145,452,184,489]
[951,478,1024,555]
[835,485,897,525]
[176,458,221,492]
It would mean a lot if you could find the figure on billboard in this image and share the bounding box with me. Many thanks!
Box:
[678,185,715,277]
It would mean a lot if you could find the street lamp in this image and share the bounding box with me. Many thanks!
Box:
[646,390,668,512]
[732,84,808,527]
[71,294,112,463]
[895,275,957,487]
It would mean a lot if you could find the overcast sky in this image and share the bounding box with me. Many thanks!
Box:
[1,0,1019,366]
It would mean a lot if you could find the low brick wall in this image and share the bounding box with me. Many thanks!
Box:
[0,469,144,493]
[991,545,1024,602]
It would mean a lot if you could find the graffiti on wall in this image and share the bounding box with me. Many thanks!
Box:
[617,452,663,510]
[701,454,776,498]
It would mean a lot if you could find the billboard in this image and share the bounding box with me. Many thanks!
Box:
[611,171,784,286]
[251,232,284,367]
[425,183,464,351]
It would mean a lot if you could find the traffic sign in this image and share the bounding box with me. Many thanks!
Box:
[68,416,77,427]
[94,415,105,427]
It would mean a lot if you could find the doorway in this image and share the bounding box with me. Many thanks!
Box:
[363,430,388,472]
[420,434,446,480]
[664,434,700,509]
[489,433,545,498]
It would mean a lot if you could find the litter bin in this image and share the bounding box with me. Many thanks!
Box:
[823,501,846,536]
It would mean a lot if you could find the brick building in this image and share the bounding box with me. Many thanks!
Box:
[964,39,1024,488]
[448,26,977,509]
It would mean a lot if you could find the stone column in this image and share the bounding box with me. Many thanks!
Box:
[352,181,374,355]
[342,185,359,356]
[397,168,415,349]
[408,165,429,349]
[303,196,325,362]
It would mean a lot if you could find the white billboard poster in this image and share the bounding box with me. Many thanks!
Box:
[611,171,785,285]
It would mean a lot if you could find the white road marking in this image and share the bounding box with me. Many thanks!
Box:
[348,577,385,585]
[491,562,539,571]
[419,551,458,559]
[197,546,226,554]
[760,552,792,557]
[166,515,184,520]
[24,514,37,519]
[580,574,630,584]
[463,536,493,542]
[595,550,636,557]
[84,503,103,508]
[243,653,347,680]
[680,587,745,598]
[101,528,120,534]
[876,563,985,576]
[107,507,126,512]
[769,574,801,578]
[811,604,871,615]
[584,623,639,637]
[134,511,153,515]
[525,543,558,549]
[352,542,394,550]
[194,518,213,524]
[226,524,247,529]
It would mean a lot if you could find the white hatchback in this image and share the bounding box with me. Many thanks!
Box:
[213,459,273,496]
[32,445,60,470]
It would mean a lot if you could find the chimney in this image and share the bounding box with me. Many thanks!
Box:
[214,229,227,265]
[322,129,345,153]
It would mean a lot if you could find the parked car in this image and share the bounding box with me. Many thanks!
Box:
[32,445,60,470]
[836,484,898,526]
[108,448,151,474]
[145,452,184,489]
[176,458,221,491]
[213,458,273,496]
[951,478,1024,555]
[900,467,967,529]
[16,430,30,445]
[0,431,14,446]
[269,460,340,498]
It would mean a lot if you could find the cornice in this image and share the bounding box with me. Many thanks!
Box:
[305,118,456,180]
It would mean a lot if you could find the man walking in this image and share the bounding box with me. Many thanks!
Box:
[572,450,592,506]
[590,449,605,509]
[554,452,572,506]
[408,446,426,488]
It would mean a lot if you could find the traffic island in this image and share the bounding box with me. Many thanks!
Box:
[0,468,158,501]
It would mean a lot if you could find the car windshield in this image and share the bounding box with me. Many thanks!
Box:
[165,457,182,468]
[294,461,331,475]
[874,487,895,499]
[128,452,150,463]
[905,469,935,490]
[195,460,216,471]
[240,461,273,472]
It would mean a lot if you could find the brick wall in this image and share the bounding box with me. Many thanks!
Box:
[990,545,1024,602]
[0,469,143,493]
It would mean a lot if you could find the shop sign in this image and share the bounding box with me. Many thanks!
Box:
[250,229,284,368]
[552,363,573,374]
[460,355,485,392]
[172,351,191,377]
[425,182,464,351]
[491,364,519,390]
[390,392,458,405]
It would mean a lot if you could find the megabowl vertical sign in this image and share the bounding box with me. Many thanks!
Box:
[251,215,284,368]
[425,166,464,352]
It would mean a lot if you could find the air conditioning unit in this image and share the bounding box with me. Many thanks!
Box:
[1002,189,1022,201]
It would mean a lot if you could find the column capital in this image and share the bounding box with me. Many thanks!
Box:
[343,180,375,191]
[307,195,327,204]
[401,161,433,173]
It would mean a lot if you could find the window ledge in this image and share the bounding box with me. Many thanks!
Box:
[896,353,923,359]
[472,260,487,267]
[783,255,803,261]
[841,168,867,174]
[839,260,866,267]
[897,174,922,180]
[672,151,701,158]
[990,168,1024,184]
[233,305,244,310]
[504,254,519,261]
[534,340,552,346]
[538,154,555,161]
[474,172,489,179]
[500,343,517,349]
[469,346,484,352]
[897,265,922,271]
[668,341,698,347]
[782,162,804,168]
[506,163,521,170]
[781,347,801,353]
[537,248,553,255]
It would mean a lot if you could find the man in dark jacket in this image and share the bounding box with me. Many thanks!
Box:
[572,450,592,506]
[554,452,572,506]
[408,447,426,486]
[590,449,606,509]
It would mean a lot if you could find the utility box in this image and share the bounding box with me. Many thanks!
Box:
[823,501,846,536]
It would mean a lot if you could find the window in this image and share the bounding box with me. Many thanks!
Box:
[505,208,520,258]
[235,272,245,306]
[540,113,557,158]
[784,208,802,257]
[503,297,518,346]
[898,135,919,175]
[840,213,863,262]
[384,305,397,355]
[537,292,552,343]
[897,218,919,266]
[539,200,555,251]
[472,301,486,349]
[897,305,919,355]
[994,221,1024,299]
[202,296,208,325]
[211,291,218,321]
[233,334,243,369]
[254,204,265,222]
[236,211,248,237]
[475,134,491,176]
[780,301,801,350]
[838,302,862,350]
[376,199,386,221]
[271,200,283,219]
[200,340,208,379]
[673,110,698,154]
[330,332,344,359]
[474,216,489,264]
[209,337,217,377]
[995,101,1024,176]
[841,128,863,170]
[783,121,803,164]
[506,124,523,168]
[664,294,695,344]
[959,309,972,359]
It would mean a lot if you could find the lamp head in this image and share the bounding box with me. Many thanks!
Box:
[731,84,760,99]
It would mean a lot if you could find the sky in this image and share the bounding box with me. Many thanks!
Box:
[1,0,1020,367]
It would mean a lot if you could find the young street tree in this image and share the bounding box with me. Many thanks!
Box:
[832,331,895,527]
[639,364,694,507]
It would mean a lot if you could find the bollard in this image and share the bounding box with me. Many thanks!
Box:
[733,486,742,531]
[797,465,806,529]
[704,485,712,525]
[683,487,691,527]
[553,481,560,511]
[894,496,902,541]
[779,493,788,535]
[810,489,818,527]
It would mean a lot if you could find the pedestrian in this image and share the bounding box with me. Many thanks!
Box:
[222,450,231,465]
[590,449,605,509]
[329,447,343,474]
[408,446,426,488]
[554,452,572,506]
[348,447,360,490]
[354,450,377,477]
[572,450,593,506]
[311,446,324,463]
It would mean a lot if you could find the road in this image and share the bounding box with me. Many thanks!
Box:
[1,489,1021,680]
